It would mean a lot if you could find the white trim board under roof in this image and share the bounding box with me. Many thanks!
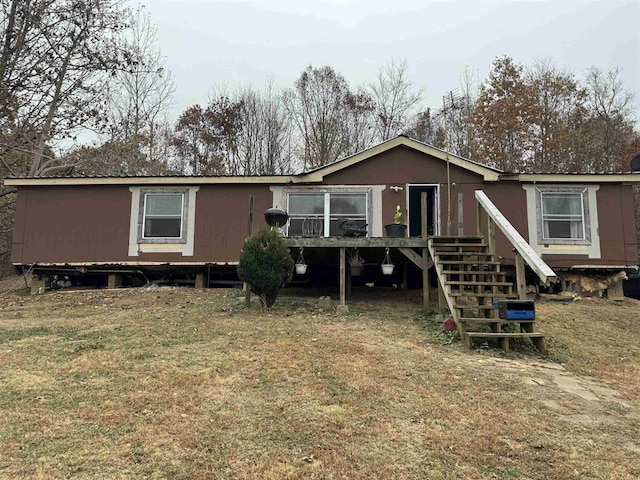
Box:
[3,175,295,187]
[506,173,640,183]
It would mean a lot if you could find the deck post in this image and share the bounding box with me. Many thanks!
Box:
[477,201,488,239]
[421,192,428,238]
[337,246,349,314]
[515,251,527,300]
[422,247,430,308]
[486,218,496,256]
[421,192,430,307]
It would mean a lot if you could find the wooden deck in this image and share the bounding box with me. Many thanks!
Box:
[283,236,432,313]
[282,237,429,248]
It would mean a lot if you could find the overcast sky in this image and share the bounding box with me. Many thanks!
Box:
[129,0,640,122]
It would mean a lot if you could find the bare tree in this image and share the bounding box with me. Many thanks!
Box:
[341,89,376,156]
[235,83,294,175]
[524,60,587,172]
[284,65,352,169]
[369,59,423,141]
[0,0,133,177]
[107,5,175,167]
[581,66,637,172]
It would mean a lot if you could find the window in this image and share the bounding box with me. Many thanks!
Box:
[329,193,367,236]
[287,191,368,237]
[143,193,184,239]
[129,186,199,256]
[537,187,590,243]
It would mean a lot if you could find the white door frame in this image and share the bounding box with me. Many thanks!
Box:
[406,184,441,236]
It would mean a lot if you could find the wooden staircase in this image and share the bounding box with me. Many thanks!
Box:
[428,235,547,355]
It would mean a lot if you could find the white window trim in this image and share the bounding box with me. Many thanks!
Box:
[141,192,186,242]
[523,184,601,258]
[287,189,370,237]
[129,186,199,256]
[539,188,588,243]
[270,186,380,237]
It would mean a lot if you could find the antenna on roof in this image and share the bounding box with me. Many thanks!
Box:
[631,154,640,172]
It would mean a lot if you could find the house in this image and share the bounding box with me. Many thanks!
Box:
[7,135,639,351]
[7,135,638,285]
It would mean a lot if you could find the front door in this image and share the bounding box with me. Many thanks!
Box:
[408,185,438,237]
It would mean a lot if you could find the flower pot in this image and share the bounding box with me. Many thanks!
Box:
[295,264,308,275]
[350,265,363,277]
[381,264,394,275]
[384,223,407,237]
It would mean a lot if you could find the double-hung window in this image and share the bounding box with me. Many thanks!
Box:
[538,188,589,243]
[287,190,368,237]
[143,193,185,239]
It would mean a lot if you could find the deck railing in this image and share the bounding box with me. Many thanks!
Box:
[475,190,557,297]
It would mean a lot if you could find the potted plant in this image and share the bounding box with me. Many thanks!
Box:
[384,205,407,237]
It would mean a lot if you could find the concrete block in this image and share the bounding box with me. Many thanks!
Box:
[317,296,333,309]
[31,275,48,295]
[195,272,206,289]
[336,305,350,315]
[108,274,122,289]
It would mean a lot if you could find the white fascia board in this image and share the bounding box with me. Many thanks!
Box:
[3,176,295,187]
[516,174,640,183]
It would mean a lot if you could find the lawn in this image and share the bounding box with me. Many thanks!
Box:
[0,283,638,479]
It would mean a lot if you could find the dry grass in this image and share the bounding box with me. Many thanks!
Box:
[0,281,639,479]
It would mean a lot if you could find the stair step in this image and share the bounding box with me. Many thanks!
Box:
[442,270,506,275]
[439,260,501,265]
[435,252,497,258]
[460,317,536,324]
[445,281,512,286]
[450,292,517,298]
[455,305,499,310]
[431,236,483,242]
[430,243,487,248]
[465,332,544,338]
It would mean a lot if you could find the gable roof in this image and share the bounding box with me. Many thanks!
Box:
[294,135,503,183]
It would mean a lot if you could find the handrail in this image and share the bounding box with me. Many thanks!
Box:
[475,190,557,285]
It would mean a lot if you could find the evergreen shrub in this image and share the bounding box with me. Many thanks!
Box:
[237,229,294,310]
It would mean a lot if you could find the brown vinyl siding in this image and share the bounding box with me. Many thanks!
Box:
[12,184,274,265]
[14,186,131,264]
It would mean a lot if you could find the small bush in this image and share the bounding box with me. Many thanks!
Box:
[237,229,294,310]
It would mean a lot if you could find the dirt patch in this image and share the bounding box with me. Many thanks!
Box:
[475,357,637,435]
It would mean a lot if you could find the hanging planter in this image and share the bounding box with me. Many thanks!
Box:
[349,248,364,277]
[381,247,394,275]
[295,247,308,275]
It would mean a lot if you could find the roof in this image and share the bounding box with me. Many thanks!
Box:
[4,135,640,186]
[501,173,640,183]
